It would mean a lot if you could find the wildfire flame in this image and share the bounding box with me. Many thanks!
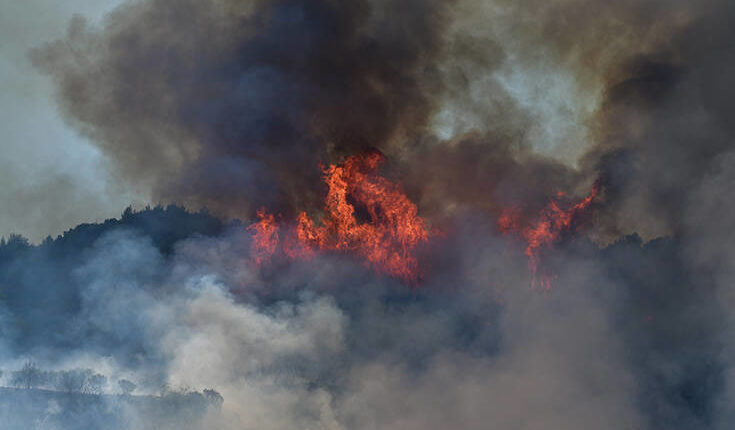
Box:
[248,152,431,283]
[499,182,600,289]
[248,209,280,266]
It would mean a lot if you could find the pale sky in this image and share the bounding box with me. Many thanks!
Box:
[0,0,141,242]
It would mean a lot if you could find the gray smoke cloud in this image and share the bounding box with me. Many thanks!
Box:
[0,207,725,429]
[5,0,735,428]
[0,0,137,243]
[29,0,735,230]
[31,0,453,219]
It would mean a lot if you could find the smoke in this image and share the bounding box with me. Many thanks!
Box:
[31,0,453,218]
[5,0,735,428]
[30,0,735,228]
[0,207,726,429]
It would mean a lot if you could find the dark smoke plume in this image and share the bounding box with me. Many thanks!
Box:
[33,0,735,236]
[32,0,453,218]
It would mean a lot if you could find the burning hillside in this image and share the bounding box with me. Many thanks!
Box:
[3,0,735,429]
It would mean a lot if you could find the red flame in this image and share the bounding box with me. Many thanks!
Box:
[249,152,431,283]
[499,182,600,289]
[247,209,279,266]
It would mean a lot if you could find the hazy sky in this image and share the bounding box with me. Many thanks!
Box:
[0,0,139,242]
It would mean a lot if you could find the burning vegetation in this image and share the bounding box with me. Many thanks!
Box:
[498,182,601,289]
[249,152,432,283]
[250,151,601,289]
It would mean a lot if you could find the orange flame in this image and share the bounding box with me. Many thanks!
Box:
[247,209,279,266]
[499,182,600,289]
[249,152,431,283]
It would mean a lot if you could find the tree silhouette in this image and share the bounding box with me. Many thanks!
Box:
[83,373,107,395]
[203,388,224,407]
[118,379,136,395]
[11,361,45,389]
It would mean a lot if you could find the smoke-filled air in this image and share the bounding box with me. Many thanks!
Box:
[1,0,734,428]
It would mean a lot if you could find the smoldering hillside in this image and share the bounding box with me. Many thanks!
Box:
[3,0,735,428]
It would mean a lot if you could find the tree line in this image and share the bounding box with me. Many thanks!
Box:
[2,361,132,395]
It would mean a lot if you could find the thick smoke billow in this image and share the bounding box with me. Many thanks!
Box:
[29,0,735,226]
[31,0,452,218]
[6,0,735,428]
